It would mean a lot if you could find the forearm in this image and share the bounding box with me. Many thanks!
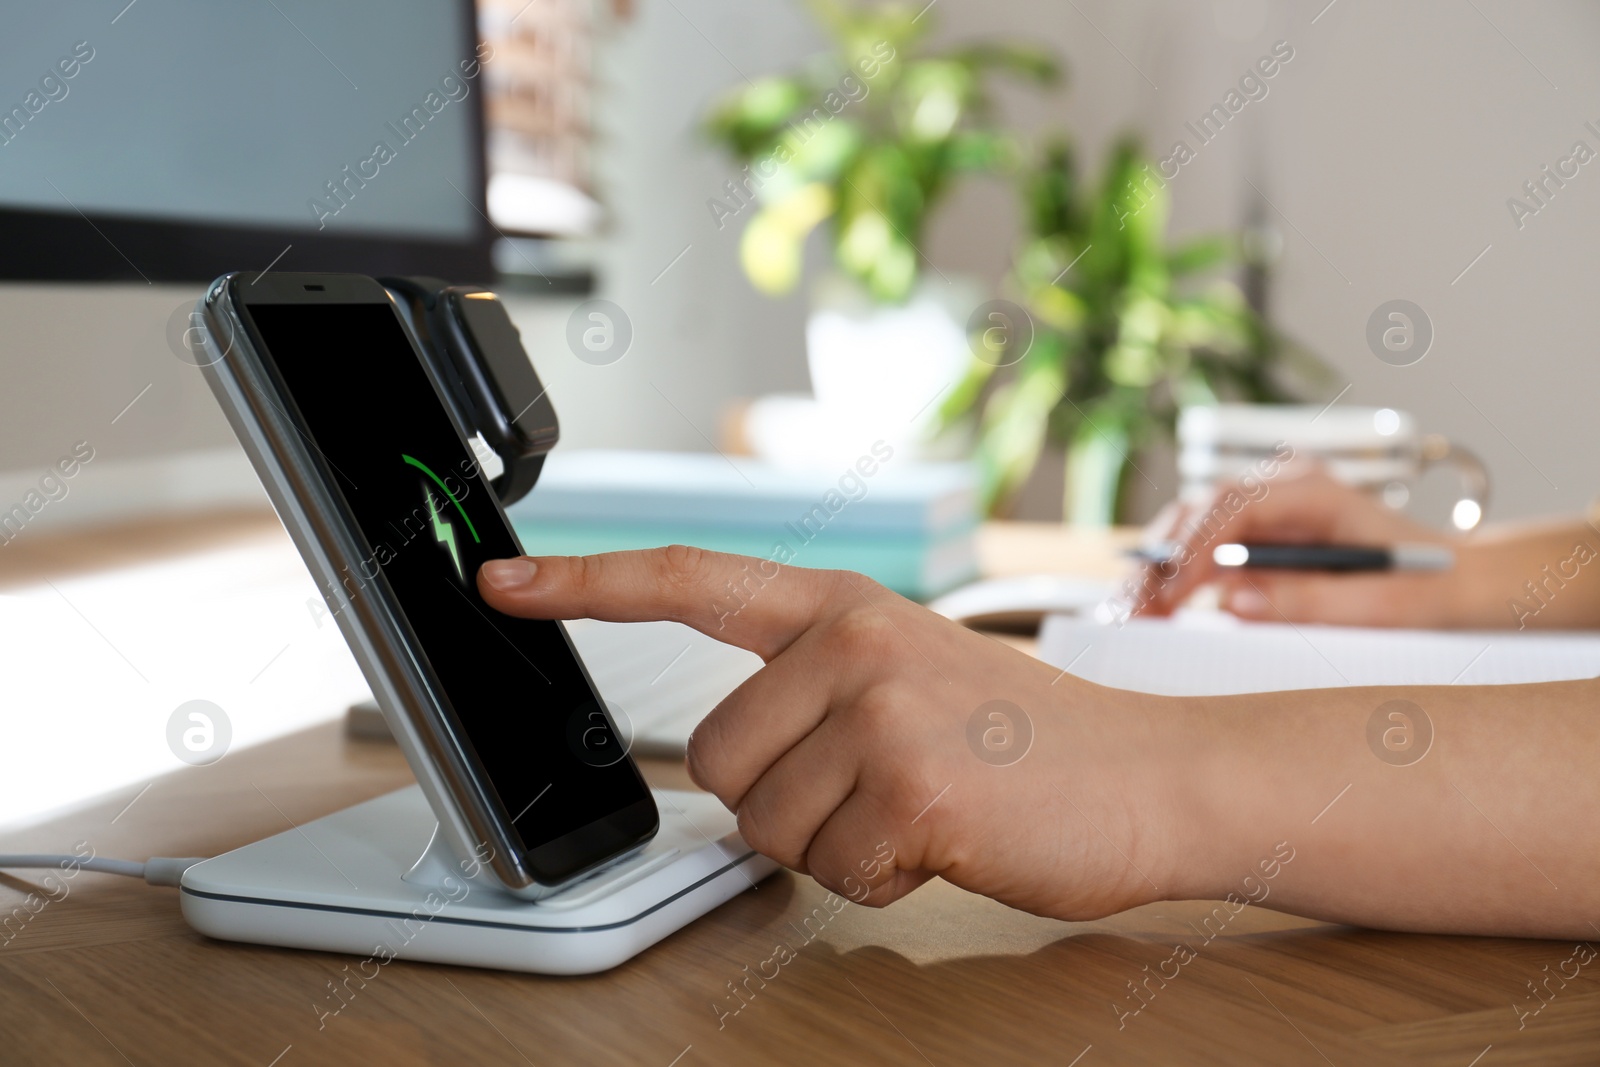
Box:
[1455,518,1600,630]
[1162,678,1600,938]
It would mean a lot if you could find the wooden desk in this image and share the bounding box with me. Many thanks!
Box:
[2,514,1596,1065]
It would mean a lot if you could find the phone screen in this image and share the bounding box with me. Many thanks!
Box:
[243,300,654,881]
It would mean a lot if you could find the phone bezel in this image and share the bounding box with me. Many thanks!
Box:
[201,271,657,894]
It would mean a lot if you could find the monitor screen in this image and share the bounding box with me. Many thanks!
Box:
[0,0,490,280]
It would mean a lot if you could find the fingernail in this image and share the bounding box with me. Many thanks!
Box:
[481,558,537,590]
[1226,586,1270,618]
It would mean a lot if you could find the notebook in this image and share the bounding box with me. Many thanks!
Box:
[1036,611,1600,694]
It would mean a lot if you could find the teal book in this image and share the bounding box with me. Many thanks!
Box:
[506,450,981,598]
[512,450,979,539]
[509,519,977,600]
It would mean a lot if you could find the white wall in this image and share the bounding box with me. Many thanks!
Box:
[524,0,822,451]
[1254,0,1600,522]
[924,0,1600,523]
[0,283,271,532]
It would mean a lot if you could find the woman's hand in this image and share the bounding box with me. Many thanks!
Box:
[480,547,1209,920]
[1130,464,1465,626]
[1133,463,1600,630]
[479,544,1600,938]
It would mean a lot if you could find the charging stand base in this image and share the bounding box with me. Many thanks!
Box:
[180,786,777,975]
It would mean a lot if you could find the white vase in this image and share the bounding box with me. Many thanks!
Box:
[803,273,977,455]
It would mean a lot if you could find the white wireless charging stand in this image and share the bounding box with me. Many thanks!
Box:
[180,786,778,975]
[184,283,778,974]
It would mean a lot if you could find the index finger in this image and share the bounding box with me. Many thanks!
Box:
[476,545,840,661]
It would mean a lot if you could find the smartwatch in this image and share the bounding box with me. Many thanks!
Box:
[382,275,559,506]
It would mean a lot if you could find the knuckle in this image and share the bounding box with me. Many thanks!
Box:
[822,606,894,661]
[684,711,752,810]
[683,721,723,795]
[566,553,603,597]
[847,684,911,747]
[657,544,715,589]
[800,844,844,892]
[829,568,883,599]
[734,791,798,867]
[884,755,942,814]
[733,799,766,852]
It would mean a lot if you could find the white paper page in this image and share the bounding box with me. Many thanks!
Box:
[1038,612,1600,695]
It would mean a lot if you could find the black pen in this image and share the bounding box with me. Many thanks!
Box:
[1127,542,1455,572]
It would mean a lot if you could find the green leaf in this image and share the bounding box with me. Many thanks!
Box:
[780,116,862,183]
[944,132,1332,518]
[946,130,1017,173]
[976,350,1065,511]
[1022,138,1078,240]
[897,60,976,141]
[939,357,997,430]
[703,77,810,156]
[704,0,1065,305]
[948,43,1063,85]
[1167,234,1237,275]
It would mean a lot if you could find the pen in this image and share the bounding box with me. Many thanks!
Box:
[1127,542,1455,572]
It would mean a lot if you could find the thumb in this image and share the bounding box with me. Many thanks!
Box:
[477,545,839,661]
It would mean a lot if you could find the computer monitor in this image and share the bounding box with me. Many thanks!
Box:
[0,0,492,282]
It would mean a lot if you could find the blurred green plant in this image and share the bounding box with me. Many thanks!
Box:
[943,137,1314,524]
[701,0,1058,303]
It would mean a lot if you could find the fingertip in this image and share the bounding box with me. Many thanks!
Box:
[683,726,712,793]
[1125,569,1165,616]
[1132,596,1173,618]
[1133,556,1198,616]
[1222,583,1272,619]
[479,557,538,592]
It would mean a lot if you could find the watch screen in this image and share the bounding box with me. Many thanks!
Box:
[244,300,651,870]
[454,294,558,446]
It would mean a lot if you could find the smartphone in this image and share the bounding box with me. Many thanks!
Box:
[195,272,657,898]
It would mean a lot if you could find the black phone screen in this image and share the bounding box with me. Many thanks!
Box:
[243,300,654,880]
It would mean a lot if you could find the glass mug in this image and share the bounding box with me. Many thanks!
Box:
[1177,403,1490,530]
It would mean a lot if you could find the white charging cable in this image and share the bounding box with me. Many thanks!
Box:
[0,854,207,887]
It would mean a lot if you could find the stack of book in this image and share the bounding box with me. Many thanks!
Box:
[506,449,980,600]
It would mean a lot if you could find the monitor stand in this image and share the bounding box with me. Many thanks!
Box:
[179,785,778,975]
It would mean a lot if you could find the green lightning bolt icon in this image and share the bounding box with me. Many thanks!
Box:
[426,485,463,581]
